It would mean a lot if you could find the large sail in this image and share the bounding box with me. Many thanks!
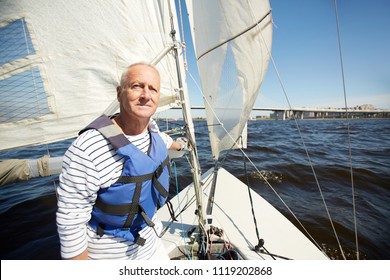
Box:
[186,0,272,160]
[0,0,181,151]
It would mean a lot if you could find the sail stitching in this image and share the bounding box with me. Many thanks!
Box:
[197,10,272,60]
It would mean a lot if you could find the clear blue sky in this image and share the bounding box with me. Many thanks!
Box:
[174,0,390,118]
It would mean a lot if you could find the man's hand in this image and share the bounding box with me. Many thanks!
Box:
[176,137,191,151]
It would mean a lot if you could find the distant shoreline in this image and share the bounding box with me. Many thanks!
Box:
[155,117,390,122]
[254,117,390,121]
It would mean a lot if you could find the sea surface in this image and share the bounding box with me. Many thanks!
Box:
[1,119,389,260]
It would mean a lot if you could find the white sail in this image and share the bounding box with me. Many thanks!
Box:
[0,0,182,151]
[186,0,272,159]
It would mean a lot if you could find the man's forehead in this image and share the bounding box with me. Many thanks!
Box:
[125,67,160,90]
[129,64,159,75]
[129,67,159,79]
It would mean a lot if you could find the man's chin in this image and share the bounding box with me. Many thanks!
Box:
[135,108,157,118]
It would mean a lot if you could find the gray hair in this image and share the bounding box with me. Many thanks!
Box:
[119,62,160,88]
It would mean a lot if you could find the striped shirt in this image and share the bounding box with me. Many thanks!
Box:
[56,127,171,260]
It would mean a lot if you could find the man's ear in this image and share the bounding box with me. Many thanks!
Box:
[116,86,121,100]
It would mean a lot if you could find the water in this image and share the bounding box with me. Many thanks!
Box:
[1,119,389,260]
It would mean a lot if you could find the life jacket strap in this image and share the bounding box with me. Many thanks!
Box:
[95,182,151,246]
[132,209,155,246]
[166,200,177,221]
[115,155,170,199]
[139,206,155,228]
[95,197,140,216]
[80,114,129,149]
[123,182,143,229]
[95,223,146,247]
[92,154,169,245]
[96,223,105,237]
[134,236,146,246]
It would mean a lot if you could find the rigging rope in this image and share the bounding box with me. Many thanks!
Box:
[247,0,347,259]
[333,0,359,260]
[173,161,191,259]
[242,153,276,259]
[188,68,324,255]
[177,0,188,70]
[185,3,337,257]
[178,0,360,260]
[168,0,207,251]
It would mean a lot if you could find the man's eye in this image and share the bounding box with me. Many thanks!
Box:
[149,87,157,93]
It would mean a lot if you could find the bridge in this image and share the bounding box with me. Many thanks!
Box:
[171,106,390,120]
[252,107,390,120]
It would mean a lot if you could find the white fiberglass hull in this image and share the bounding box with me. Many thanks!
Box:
[158,167,328,260]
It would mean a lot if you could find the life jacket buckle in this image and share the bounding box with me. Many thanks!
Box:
[97,223,105,237]
[154,167,162,179]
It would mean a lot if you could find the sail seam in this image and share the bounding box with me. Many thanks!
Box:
[197,10,272,60]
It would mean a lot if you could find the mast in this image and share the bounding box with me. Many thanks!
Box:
[167,0,205,227]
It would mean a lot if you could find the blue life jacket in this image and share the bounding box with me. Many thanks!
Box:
[80,114,170,246]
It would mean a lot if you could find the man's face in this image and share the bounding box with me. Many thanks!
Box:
[118,65,160,120]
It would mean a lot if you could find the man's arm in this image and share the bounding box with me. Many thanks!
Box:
[64,250,88,260]
[169,140,182,151]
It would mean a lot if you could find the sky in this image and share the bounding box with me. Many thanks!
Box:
[171,0,390,118]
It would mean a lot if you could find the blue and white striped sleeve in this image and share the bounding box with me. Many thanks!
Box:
[149,118,173,149]
[56,140,101,259]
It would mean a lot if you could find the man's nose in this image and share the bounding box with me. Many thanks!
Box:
[140,87,152,99]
